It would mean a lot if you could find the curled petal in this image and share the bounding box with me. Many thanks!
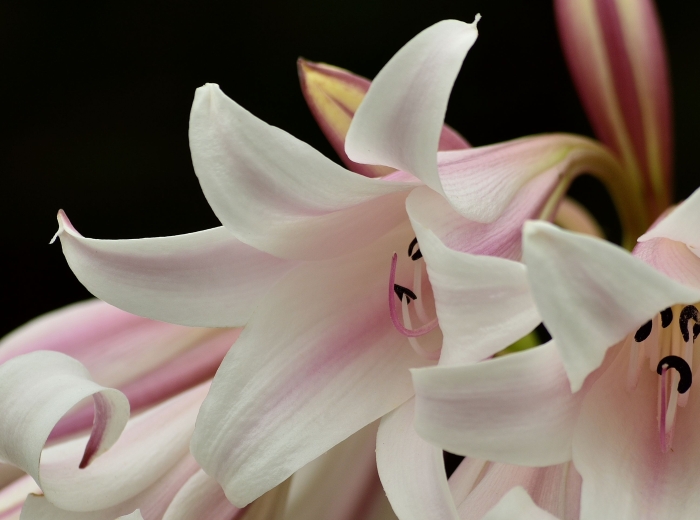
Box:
[53,213,296,327]
[376,399,459,520]
[298,59,469,179]
[0,351,129,487]
[523,221,700,392]
[408,189,541,365]
[189,83,414,260]
[38,384,206,512]
[481,487,559,520]
[412,342,582,467]
[346,19,478,191]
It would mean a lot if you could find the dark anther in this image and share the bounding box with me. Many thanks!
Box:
[694,323,700,341]
[394,284,417,304]
[657,355,693,394]
[634,320,652,342]
[408,237,423,261]
[661,307,673,328]
[679,305,699,342]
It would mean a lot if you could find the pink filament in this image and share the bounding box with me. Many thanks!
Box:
[660,367,668,453]
[388,253,438,337]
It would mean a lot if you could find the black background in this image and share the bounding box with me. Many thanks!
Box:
[1,0,698,337]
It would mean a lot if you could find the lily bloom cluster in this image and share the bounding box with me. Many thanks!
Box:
[0,0,688,518]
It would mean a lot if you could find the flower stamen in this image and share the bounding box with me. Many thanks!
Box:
[388,253,438,339]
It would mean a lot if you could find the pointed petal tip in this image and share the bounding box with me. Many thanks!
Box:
[473,13,482,24]
[51,210,71,244]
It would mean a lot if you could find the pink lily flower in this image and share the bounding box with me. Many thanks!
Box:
[555,0,673,222]
[412,188,700,519]
[50,16,645,509]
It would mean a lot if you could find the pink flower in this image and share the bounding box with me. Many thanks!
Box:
[413,189,700,519]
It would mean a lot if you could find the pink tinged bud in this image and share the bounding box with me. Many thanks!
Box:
[555,0,673,220]
[297,59,470,178]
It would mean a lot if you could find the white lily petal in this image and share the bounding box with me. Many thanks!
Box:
[162,470,241,520]
[408,190,540,365]
[376,398,459,520]
[638,187,700,251]
[0,352,129,487]
[523,221,700,392]
[481,487,559,520]
[191,223,432,507]
[287,422,382,520]
[346,19,479,191]
[19,454,199,520]
[53,214,295,327]
[413,342,582,466]
[189,83,414,261]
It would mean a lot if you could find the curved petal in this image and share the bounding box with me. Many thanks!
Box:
[523,221,700,392]
[19,454,199,520]
[481,487,558,520]
[572,340,700,519]
[37,384,206,511]
[434,134,619,224]
[376,398,459,520]
[408,189,540,365]
[298,60,469,179]
[189,83,414,260]
[53,214,296,327]
[345,19,479,191]
[191,223,433,506]
[0,351,129,485]
[633,237,700,290]
[412,342,582,466]
[287,423,384,520]
[638,187,700,251]
[162,470,242,520]
[118,512,144,520]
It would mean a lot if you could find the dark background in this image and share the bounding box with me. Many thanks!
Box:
[1,0,698,337]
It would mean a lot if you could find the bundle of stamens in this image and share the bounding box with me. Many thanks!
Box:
[630,304,700,451]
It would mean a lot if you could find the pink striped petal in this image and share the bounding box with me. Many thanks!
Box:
[555,0,672,218]
[481,487,559,520]
[633,237,700,290]
[408,188,541,365]
[345,19,479,192]
[0,351,129,494]
[189,83,415,261]
[412,342,583,467]
[376,398,459,520]
[523,221,700,392]
[53,214,297,327]
[191,223,434,507]
[298,60,469,179]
